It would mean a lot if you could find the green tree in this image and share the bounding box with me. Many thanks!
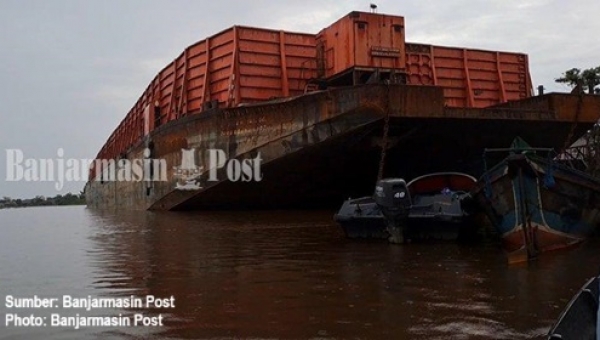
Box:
[556,66,600,94]
[1,192,85,208]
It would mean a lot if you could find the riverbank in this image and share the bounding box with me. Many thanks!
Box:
[0,193,85,209]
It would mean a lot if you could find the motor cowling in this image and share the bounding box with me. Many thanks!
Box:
[373,178,412,219]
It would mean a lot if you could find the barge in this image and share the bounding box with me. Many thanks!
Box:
[85,11,600,210]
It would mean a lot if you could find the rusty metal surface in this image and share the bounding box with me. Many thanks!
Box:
[87,85,390,210]
[91,26,316,174]
[406,43,532,108]
[91,12,538,180]
[149,86,390,210]
[86,84,600,210]
[316,11,406,77]
[460,93,600,122]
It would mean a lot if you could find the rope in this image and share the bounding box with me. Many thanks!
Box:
[377,85,391,180]
[543,152,556,188]
[483,155,493,199]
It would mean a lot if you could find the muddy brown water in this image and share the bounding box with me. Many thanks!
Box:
[1,205,598,339]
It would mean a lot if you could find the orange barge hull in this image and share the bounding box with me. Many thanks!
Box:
[85,11,600,210]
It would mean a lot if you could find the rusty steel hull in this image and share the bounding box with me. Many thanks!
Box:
[85,84,600,210]
[92,11,541,171]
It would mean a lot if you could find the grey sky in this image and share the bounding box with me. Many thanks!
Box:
[1,0,598,198]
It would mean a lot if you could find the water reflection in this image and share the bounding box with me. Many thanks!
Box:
[1,206,599,339]
[85,209,600,339]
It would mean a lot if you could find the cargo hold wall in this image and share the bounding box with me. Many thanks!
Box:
[405,43,533,108]
[90,12,536,181]
[91,26,316,176]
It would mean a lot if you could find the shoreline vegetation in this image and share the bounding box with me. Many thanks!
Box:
[0,192,85,209]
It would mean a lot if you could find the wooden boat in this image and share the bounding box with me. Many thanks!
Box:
[334,172,478,242]
[547,275,599,339]
[472,137,600,261]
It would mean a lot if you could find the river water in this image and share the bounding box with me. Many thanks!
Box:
[0,205,598,339]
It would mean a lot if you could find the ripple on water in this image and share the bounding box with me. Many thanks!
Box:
[2,207,600,339]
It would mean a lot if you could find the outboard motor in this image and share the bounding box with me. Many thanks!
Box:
[373,178,412,243]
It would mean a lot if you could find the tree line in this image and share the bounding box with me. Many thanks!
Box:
[555,66,600,94]
[0,192,85,209]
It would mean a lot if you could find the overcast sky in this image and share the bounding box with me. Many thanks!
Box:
[1,0,599,199]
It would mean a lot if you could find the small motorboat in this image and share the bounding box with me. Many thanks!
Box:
[334,172,478,243]
[547,275,599,339]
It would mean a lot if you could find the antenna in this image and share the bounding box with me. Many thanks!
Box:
[370,3,377,13]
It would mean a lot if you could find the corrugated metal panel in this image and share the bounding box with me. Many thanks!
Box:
[92,26,316,171]
[406,43,532,108]
[91,13,535,180]
[316,11,406,78]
